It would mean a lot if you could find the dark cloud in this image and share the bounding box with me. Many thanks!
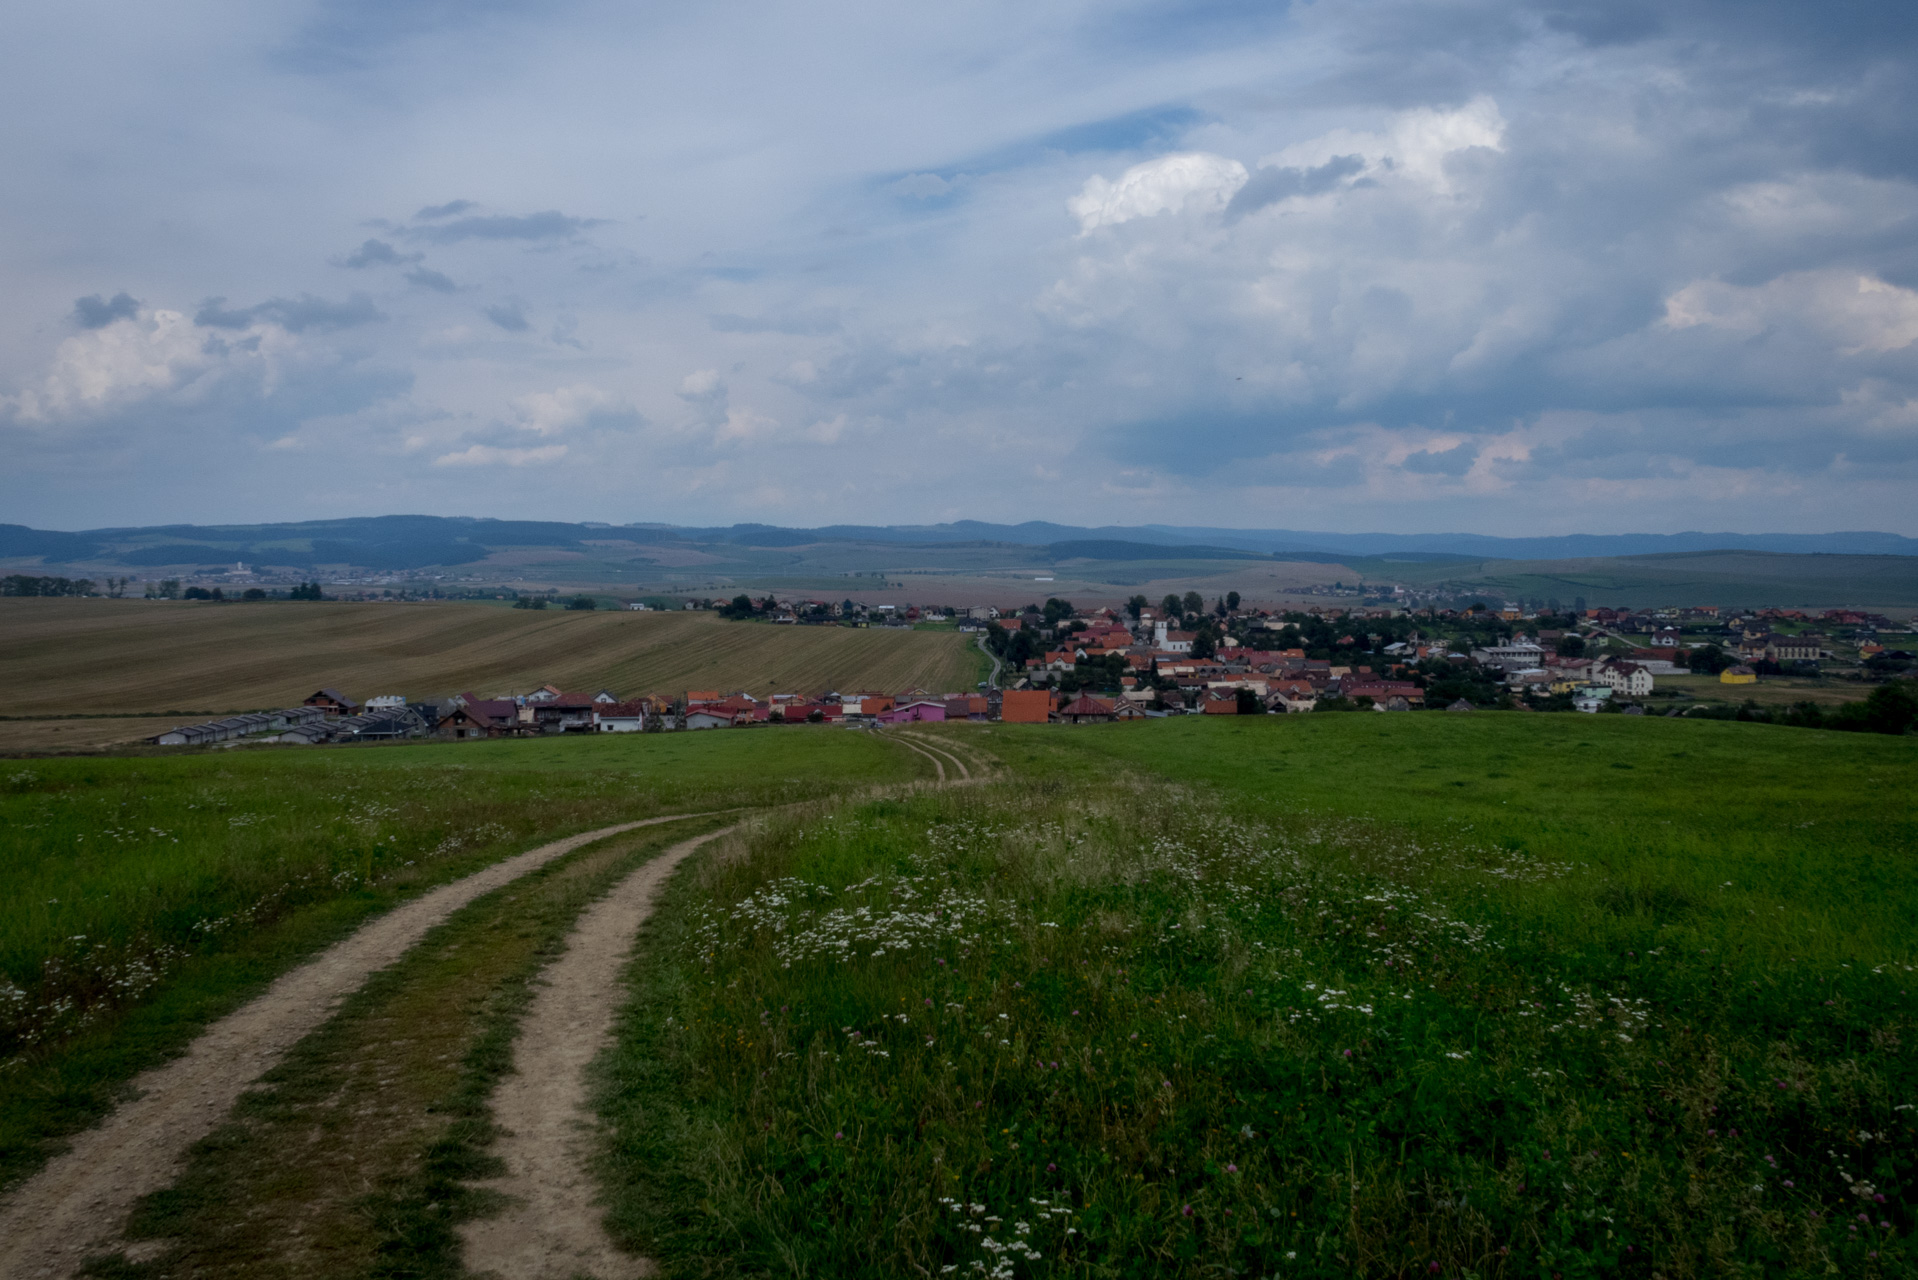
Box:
[485,300,530,330]
[416,199,477,220]
[405,266,458,292]
[194,293,385,332]
[1401,442,1479,475]
[337,237,420,268]
[410,210,600,244]
[71,292,140,329]
[1225,155,1364,220]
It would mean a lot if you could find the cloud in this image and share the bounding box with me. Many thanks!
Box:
[679,369,722,398]
[415,199,477,220]
[432,443,569,467]
[890,173,954,199]
[410,210,600,245]
[485,300,531,330]
[405,267,458,292]
[71,292,141,329]
[5,302,404,432]
[1224,155,1365,220]
[10,308,219,423]
[1663,271,1918,355]
[337,238,420,268]
[1401,441,1480,476]
[510,384,608,435]
[195,293,384,333]
[1068,152,1248,231]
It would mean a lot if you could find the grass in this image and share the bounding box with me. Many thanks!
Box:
[1655,674,1870,709]
[599,717,1917,1278]
[88,818,732,1280]
[0,599,984,717]
[0,729,918,1191]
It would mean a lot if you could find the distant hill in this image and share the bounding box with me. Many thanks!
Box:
[5,516,1913,572]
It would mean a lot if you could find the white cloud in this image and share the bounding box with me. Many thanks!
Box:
[510,383,608,435]
[1663,271,1918,354]
[1068,152,1249,232]
[1258,97,1506,193]
[679,369,721,396]
[714,405,780,442]
[8,309,227,424]
[432,442,569,467]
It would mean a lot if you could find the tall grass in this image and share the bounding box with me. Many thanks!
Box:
[601,780,1914,1278]
[0,729,914,1187]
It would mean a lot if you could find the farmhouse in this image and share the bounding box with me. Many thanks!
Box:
[303,688,359,716]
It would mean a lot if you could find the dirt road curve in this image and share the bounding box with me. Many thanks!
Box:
[460,825,736,1280]
[893,731,973,781]
[0,813,712,1280]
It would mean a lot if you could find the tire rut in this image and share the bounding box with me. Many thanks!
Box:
[0,813,714,1280]
[459,826,737,1280]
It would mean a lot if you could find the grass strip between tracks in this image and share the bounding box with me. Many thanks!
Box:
[83,816,734,1280]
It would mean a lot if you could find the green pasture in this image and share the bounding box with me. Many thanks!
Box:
[603,718,1918,1277]
[0,729,911,1188]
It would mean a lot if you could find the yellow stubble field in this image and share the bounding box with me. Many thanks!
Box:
[0,599,985,720]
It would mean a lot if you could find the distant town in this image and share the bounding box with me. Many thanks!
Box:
[123,589,1918,747]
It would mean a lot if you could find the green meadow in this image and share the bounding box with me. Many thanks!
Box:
[4,714,1915,1279]
[601,717,1917,1279]
[0,729,911,1188]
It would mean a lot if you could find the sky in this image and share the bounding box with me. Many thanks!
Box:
[3,0,1916,535]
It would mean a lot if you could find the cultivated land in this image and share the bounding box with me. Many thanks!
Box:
[0,598,987,720]
[3,716,1914,1278]
[1389,550,1918,612]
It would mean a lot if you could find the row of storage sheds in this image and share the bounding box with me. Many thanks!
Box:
[149,706,329,746]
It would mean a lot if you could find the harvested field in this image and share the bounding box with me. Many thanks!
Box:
[0,717,168,753]
[0,599,986,716]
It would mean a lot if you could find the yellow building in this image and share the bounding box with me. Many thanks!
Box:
[1720,664,1757,685]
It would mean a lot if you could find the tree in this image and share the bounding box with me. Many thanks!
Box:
[183,586,213,600]
[1126,594,1148,620]
[1235,687,1263,714]
[1686,644,1733,675]
[1826,681,1918,736]
[1573,596,1587,613]
[1192,630,1217,659]
[288,581,323,601]
[1161,594,1182,618]
[720,594,757,619]
[1042,598,1075,625]
[1226,591,1240,612]
[1182,591,1204,616]
[1555,635,1585,658]
[242,588,267,600]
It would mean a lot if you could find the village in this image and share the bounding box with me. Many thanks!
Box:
[143,595,1915,746]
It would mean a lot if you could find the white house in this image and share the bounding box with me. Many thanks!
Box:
[683,709,733,730]
[1594,660,1654,697]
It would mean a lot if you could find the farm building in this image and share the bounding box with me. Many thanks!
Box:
[304,688,359,715]
[999,689,1052,723]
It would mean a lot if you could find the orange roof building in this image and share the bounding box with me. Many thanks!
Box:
[1000,689,1052,723]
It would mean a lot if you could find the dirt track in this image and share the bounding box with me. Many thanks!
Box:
[460,826,736,1279]
[0,813,711,1280]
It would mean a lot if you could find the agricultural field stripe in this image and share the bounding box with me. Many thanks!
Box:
[460,823,739,1280]
[0,812,715,1280]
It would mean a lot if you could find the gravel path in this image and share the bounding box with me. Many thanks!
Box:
[460,825,737,1280]
[0,813,712,1280]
